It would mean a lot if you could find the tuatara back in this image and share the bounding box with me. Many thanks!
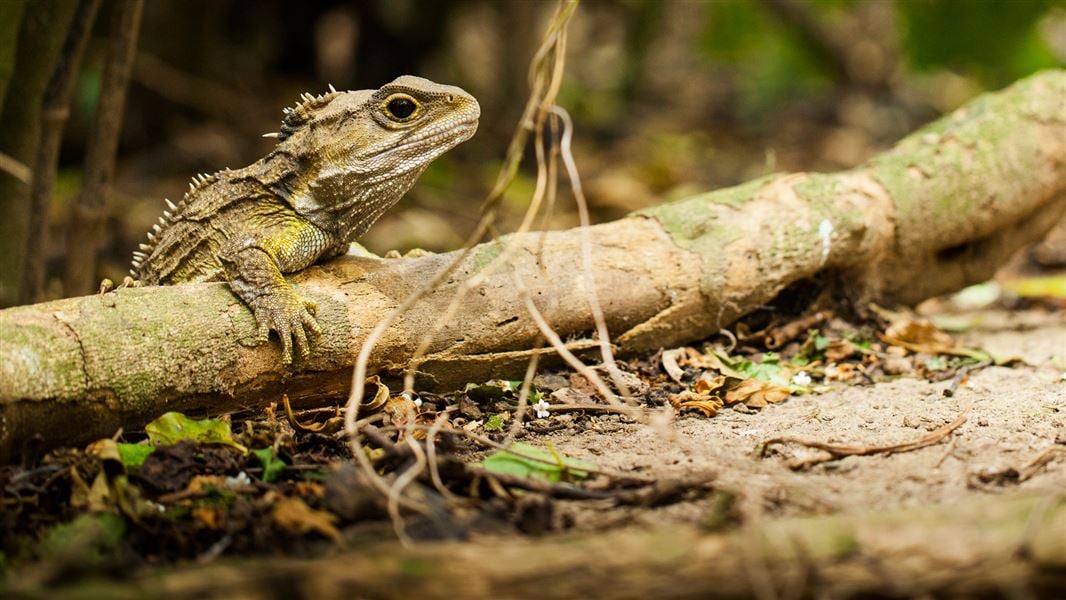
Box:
[131,76,480,362]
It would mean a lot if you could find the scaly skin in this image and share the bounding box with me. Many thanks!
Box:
[131,76,480,362]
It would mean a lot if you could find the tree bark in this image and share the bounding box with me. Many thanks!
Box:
[20,0,104,305]
[0,69,1063,462]
[8,494,1064,599]
[0,0,79,307]
[62,0,144,297]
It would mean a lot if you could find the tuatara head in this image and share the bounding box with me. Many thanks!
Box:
[269,76,480,235]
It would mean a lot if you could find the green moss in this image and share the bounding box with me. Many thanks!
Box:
[870,71,1062,231]
[636,176,775,258]
[69,284,244,412]
[0,316,86,399]
[470,242,502,272]
[398,557,435,578]
[638,176,769,240]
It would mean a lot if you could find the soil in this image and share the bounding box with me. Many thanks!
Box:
[549,311,1064,531]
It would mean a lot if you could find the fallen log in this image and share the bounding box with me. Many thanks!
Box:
[1,70,1064,461]
[8,493,1065,599]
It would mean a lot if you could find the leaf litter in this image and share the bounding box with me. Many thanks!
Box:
[1,300,1060,583]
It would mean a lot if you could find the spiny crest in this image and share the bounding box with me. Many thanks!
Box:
[129,168,229,276]
[187,171,218,193]
[265,84,341,141]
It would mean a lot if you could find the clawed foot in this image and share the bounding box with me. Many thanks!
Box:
[251,290,322,364]
[101,277,141,294]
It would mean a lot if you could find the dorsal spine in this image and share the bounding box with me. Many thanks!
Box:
[129,170,226,276]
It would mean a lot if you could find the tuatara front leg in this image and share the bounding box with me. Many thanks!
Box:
[219,232,324,363]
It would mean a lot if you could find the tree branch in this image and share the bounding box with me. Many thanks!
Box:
[1,70,1063,461]
[62,0,144,296]
[19,0,103,304]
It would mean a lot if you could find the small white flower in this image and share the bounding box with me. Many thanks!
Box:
[225,471,252,488]
[791,371,812,387]
[533,398,551,419]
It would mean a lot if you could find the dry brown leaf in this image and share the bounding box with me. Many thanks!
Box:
[363,375,391,412]
[271,496,341,542]
[294,481,325,498]
[723,379,790,408]
[669,391,724,417]
[693,373,732,395]
[384,394,426,439]
[86,438,122,463]
[87,470,112,512]
[192,505,224,530]
[186,475,229,495]
[684,348,745,379]
[68,466,92,509]
[824,363,862,383]
[824,339,858,362]
[882,318,955,354]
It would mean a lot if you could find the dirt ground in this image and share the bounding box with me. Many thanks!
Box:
[539,309,1065,531]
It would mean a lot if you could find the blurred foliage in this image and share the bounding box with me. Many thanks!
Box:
[699,0,834,119]
[899,0,1061,84]
[3,0,1063,299]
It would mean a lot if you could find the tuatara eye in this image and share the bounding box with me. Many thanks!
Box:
[385,96,417,120]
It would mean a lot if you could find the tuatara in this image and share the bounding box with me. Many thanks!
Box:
[130,76,480,362]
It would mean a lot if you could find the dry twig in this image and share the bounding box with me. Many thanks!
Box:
[341,0,636,525]
[760,408,969,469]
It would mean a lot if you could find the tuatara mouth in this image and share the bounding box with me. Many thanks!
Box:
[388,119,479,156]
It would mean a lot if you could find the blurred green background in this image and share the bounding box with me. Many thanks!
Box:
[1,0,1063,305]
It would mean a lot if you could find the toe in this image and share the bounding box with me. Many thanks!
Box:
[276,318,293,363]
[293,321,310,358]
[253,310,271,343]
[302,310,322,337]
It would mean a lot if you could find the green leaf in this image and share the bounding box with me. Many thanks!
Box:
[483,414,506,432]
[731,356,788,385]
[252,447,286,483]
[924,356,948,371]
[145,412,248,453]
[117,443,154,469]
[482,442,595,482]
